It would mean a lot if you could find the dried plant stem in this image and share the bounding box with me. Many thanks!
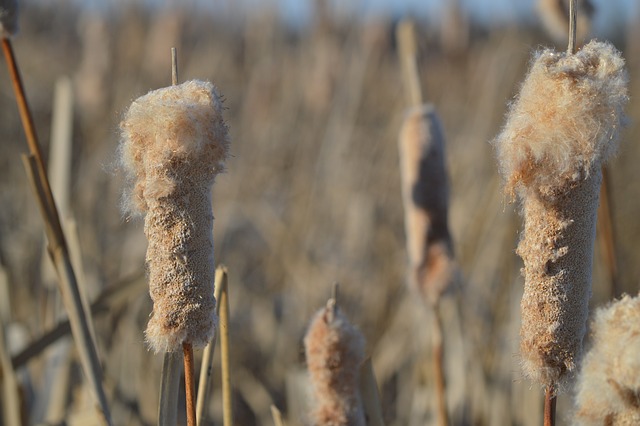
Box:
[544,386,556,426]
[358,357,385,426]
[1,38,64,242]
[568,0,577,54]
[183,342,197,426]
[433,307,449,426]
[159,352,182,426]
[4,33,111,425]
[220,277,233,426]
[597,168,619,299]
[396,20,423,107]
[196,266,227,425]
[270,405,286,426]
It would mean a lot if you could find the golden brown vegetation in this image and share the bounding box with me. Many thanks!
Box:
[1,3,640,425]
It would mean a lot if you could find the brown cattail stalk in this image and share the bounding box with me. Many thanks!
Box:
[304,298,366,426]
[119,80,229,353]
[574,295,640,425]
[493,41,628,390]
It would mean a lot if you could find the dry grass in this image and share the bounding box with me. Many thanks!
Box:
[0,3,639,425]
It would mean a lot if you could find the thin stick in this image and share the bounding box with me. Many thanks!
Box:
[432,306,449,426]
[568,0,577,54]
[396,20,423,107]
[220,276,233,426]
[183,342,197,426]
[171,47,178,86]
[1,38,64,244]
[196,266,227,425]
[544,386,557,426]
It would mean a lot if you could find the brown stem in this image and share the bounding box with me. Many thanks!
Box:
[544,386,557,426]
[183,342,196,426]
[1,38,65,245]
[432,306,449,426]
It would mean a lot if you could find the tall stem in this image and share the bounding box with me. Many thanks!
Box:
[544,386,557,426]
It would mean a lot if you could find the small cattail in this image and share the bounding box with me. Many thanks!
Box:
[304,300,366,426]
[0,0,18,37]
[398,104,455,306]
[493,41,628,388]
[119,80,229,353]
[537,0,595,46]
[573,294,640,425]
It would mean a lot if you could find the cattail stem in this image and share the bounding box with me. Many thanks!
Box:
[1,37,64,245]
[544,386,556,426]
[183,342,197,426]
[568,0,577,54]
[220,278,233,426]
[396,20,423,107]
[433,306,449,426]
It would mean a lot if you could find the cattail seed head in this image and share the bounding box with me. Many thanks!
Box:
[119,80,229,353]
[398,104,455,306]
[493,41,628,387]
[574,295,640,425]
[0,0,18,37]
[304,302,366,426]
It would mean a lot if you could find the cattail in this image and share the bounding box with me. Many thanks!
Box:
[537,0,595,46]
[573,294,640,425]
[398,104,455,307]
[304,300,366,426]
[119,80,229,353]
[0,0,18,38]
[493,41,628,388]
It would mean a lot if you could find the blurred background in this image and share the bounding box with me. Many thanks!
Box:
[1,0,639,425]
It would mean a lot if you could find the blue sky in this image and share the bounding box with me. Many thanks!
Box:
[273,0,637,36]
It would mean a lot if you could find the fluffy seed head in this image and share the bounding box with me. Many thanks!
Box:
[398,104,455,306]
[492,41,628,387]
[119,80,229,353]
[0,0,18,37]
[574,295,640,425]
[304,302,366,426]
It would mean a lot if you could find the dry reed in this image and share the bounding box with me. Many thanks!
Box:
[537,0,594,46]
[574,294,640,425]
[493,40,628,389]
[119,80,229,353]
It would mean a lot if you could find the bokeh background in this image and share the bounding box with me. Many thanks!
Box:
[1,0,639,425]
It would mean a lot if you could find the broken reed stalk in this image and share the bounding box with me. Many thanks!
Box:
[196,265,227,425]
[493,38,628,424]
[270,405,286,426]
[2,16,111,425]
[304,294,366,426]
[573,295,640,424]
